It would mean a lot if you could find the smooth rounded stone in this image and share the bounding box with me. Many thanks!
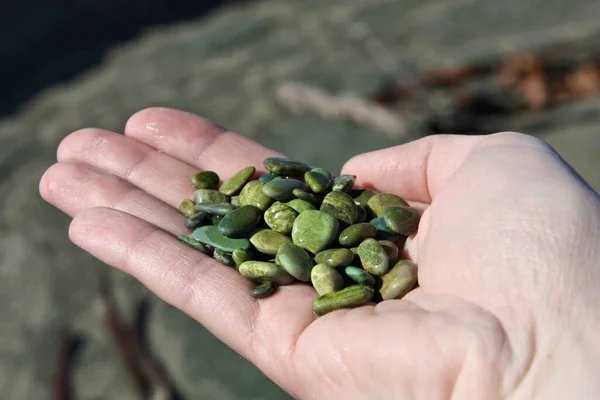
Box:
[230,196,240,206]
[258,173,278,184]
[314,248,354,268]
[332,174,356,192]
[379,260,418,300]
[192,226,251,252]
[367,193,409,218]
[194,203,237,216]
[218,205,262,237]
[184,211,209,230]
[383,206,420,236]
[238,181,274,211]
[357,238,389,276]
[312,285,374,316]
[355,205,367,223]
[304,171,331,194]
[378,240,400,264]
[370,217,401,242]
[339,223,377,247]
[291,210,339,254]
[275,242,314,282]
[352,189,378,207]
[219,166,256,196]
[194,189,229,204]
[177,234,211,254]
[262,179,307,201]
[264,202,298,234]
[250,281,276,298]
[232,248,252,268]
[213,249,235,267]
[311,263,344,296]
[191,171,220,190]
[264,157,311,177]
[320,191,357,225]
[239,261,295,285]
[286,199,316,214]
[249,229,292,255]
[345,266,376,287]
[178,199,196,218]
[311,167,332,180]
[292,189,320,205]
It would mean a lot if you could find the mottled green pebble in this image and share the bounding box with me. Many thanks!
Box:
[239,261,295,285]
[232,248,252,268]
[379,260,418,300]
[370,217,401,242]
[355,205,367,223]
[213,248,235,267]
[264,202,298,234]
[230,196,240,206]
[357,238,389,276]
[178,234,211,254]
[304,171,331,194]
[311,167,332,180]
[312,285,374,315]
[191,171,219,190]
[320,191,357,225]
[292,189,320,205]
[311,263,344,296]
[250,229,292,255]
[339,223,377,247]
[238,181,274,211]
[194,203,237,216]
[219,166,255,196]
[194,189,229,204]
[185,212,208,230]
[345,266,376,287]
[264,157,311,177]
[218,205,262,237]
[250,281,276,298]
[367,193,409,218]
[178,199,196,218]
[258,173,278,184]
[332,174,356,192]
[286,199,316,214]
[353,189,378,207]
[378,240,400,264]
[314,248,354,268]
[262,179,307,201]
[276,242,314,282]
[291,210,339,254]
[383,206,420,236]
[192,226,251,252]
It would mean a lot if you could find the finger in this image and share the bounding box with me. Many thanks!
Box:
[124,107,282,172]
[69,207,316,384]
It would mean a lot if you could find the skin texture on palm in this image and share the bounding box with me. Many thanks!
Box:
[39,107,600,399]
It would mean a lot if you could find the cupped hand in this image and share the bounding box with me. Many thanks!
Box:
[40,108,600,399]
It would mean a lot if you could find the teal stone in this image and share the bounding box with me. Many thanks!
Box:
[304,171,331,194]
[219,166,255,196]
[264,157,311,177]
[345,266,376,287]
[286,199,316,214]
[218,205,262,237]
[258,173,278,184]
[370,217,401,242]
[192,226,251,253]
[194,189,229,204]
[194,203,237,216]
[339,223,377,247]
[357,238,389,276]
[250,281,277,298]
[292,189,320,205]
[239,261,295,285]
[320,191,357,225]
[275,242,314,282]
[249,229,292,255]
[262,179,307,201]
[332,174,356,192]
[314,248,354,268]
[291,210,339,254]
[191,171,220,190]
[264,202,298,234]
[238,181,274,211]
[383,206,421,236]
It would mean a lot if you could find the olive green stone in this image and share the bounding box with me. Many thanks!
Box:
[379,260,418,300]
[250,281,276,298]
[311,167,332,180]
[314,248,354,268]
[213,249,235,267]
[378,240,400,264]
[219,166,255,196]
[264,157,311,177]
[339,223,377,247]
[291,210,339,254]
[192,226,251,253]
[239,261,295,285]
[258,173,278,184]
[370,217,401,242]
[232,248,252,268]
[230,196,240,206]
[194,203,237,216]
[345,266,376,287]
[262,179,307,201]
[178,199,196,218]
[312,285,374,316]
[238,181,274,211]
[218,205,262,237]
[320,191,357,225]
[367,193,409,218]
[177,234,210,254]
[184,211,208,230]
[357,238,389,276]
[286,199,316,214]
[249,229,292,255]
[292,189,320,205]
[304,171,331,194]
[383,206,420,236]
[355,205,367,223]
[353,189,378,207]
[194,189,229,204]
[264,203,298,234]
[275,242,314,282]
[191,171,219,190]
[310,263,344,296]
[332,174,356,192]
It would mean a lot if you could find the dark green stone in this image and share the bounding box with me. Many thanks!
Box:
[291,210,339,254]
[211,214,224,225]
[264,157,311,177]
[383,206,420,236]
[191,171,220,190]
[184,212,209,230]
[332,174,356,192]
[258,173,278,184]
[262,179,307,201]
[320,191,357,225]
[238,181,274,211]
[367,193,409,218]
[314,248,354,268]
[250,281,276,298]
[310,263,344,296]
[292,189,320,205]
[311,167,332,180]
[379,260,418,300]
[286,199,316,214]
[178,199,196,218]
[353,189,378,207]
[264,202,298,234]
[218,205,262,237]
[192,226,251,253]
[219,166,255,196]
[249,229,292,255]
[239,261,295,285]
[304,171,331,194]
[378,240,400,264]
[213,248,235,267]
[338,223,377,247]
[357,238,389,276]
[370,217,401,242]
[232,248,252,268]
[194,203,237,216]
[355,205,367,223]
[345,266,376,287]
[194,189,229,204]
[312,285,374,316]
[177,234,211,254]
[275,242,314,282]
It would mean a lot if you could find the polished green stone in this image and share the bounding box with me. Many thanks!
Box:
[357,238,389,276]
[192,226,251,253]
[262,179,307,201]
[379,260,418,300]
[345,266,376,287]
[184,212,209,230]
[370,217,401,242]
[239,261,295,285]
[191,171,220,190]
[178,199,196,218]
[311,167,332,180]
[378,240,400,264]
[383,206,420,236]
[250,281,276,298]
[286,199,316,214]
[312,285,373,315]
[194,189,229,204]
[264,157,311,177]
[264,202,298,234]
[332,174,356,192]
[218,205,262,237]
[194,203,237,216]
[219,166,255,196]
[314,248,354,268]
[320,191,357,225]
[310,263,344,296]
[338,223,377,247]
[258,173,278,184]
[291,210,339,254]
[367,193,409,218]
[276,242,314,282]
[238,181,274,211]
[177,234,211,254]
[232,248,252,268]
[249,229,292,255]
[292,189,320,205]
[304,171,331,194]
[213,248,235,267]
[353,189,378,207]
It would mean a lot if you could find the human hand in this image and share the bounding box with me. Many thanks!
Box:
[40,108,600,399]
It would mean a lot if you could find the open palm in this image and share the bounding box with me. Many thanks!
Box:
[40,108,600,399]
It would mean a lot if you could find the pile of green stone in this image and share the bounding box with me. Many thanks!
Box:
[178,158,419,315]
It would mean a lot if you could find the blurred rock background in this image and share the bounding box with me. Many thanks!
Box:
[1,0,599,399]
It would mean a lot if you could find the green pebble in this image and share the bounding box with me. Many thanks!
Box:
[219,166,255,196]
[213,248,235,267]
[304,171,331,194]
[332,174,356,192]
[310,263,344,296]
[312,285,374,316]
[320,191,357,225]
[230,196,240,206]
[177,234,211,254]
[383,206,420,236]
[370,217,401,242]
[355,205,367,223]
[367,193,409,218]
[291,210,339,254]
[238,181,274,211]
[194,189,229,204]
[250,281,276,298]
[258,173,278,183]
[379,260,418,300]
[378,240,400,264]
[345,266,376,287]
[185,212,209,230]
[353,189,378,207]
[286,199,316,213]
[232,248,252,268]
[262,179,307,201]
[191,171,220,190]
[218,205,262,237]
[292,189,320,205]
[276,242,314,282]
[264,157,311,177]
[192,226,251,253]
[239,261,295,285]
[264,202,298,234]
[194,203,237,216]
[357,238,389,276]
[178,199,196,218]
[249,229,292,255]
[314,248,354,268]
[339,223,377,247]
[311,167,332,180]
